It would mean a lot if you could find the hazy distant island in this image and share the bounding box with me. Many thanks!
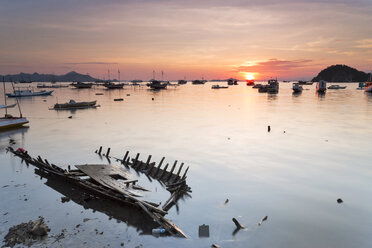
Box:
[312,65,371,82]
[0,71,99,82]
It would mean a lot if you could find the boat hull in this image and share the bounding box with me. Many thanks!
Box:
[6,91,53,97]
[0,118,29,130]
[53,101,97,110]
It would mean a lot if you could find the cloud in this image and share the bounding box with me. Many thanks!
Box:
[236,58,313,72]
[355,39,372,49]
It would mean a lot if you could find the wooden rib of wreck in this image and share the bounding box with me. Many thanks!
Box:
[7,147,188,238]
[95,146,190,185]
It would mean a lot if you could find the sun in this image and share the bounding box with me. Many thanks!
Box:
[245,73,255,80]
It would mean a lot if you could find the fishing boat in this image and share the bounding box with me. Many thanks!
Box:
[37,83,68,88]
[6,88,53,97]
[267,79,279,94]
[192,80,205,85]
[146,80,167,90]
[52,100,97,110]
[211,85,228,89]
[298,81,313,85]
[365,73,372,93]
[327,85,347,89]
[1,79,29,130]
[316,80,327,93]
[292,83,303,93]
[357,82,365,90]
[71,82,93,88]
[103,82,125,89]
[253,84,263,89]
[246,80,255,86]
[227,78,238,85]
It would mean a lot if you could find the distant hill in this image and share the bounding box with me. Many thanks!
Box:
[312,65,370,82]
[0,71,99,82]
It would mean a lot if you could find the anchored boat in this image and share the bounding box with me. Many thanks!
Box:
[52,100,97,110]
[6,88,53,97]
[71,82,93,88]
[292,83,303,93]
[1,79,29,130]
[327,85,347,89]
[316,80,327,93]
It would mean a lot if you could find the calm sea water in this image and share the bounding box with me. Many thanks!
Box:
[1,82,372,248]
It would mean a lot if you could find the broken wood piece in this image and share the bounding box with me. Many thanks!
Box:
[258,216,268,226]
[145,155,152,170]
[176,163,184,178]
[122,151,129,164]
[232,218,244,229]
[105,148,111,157]
[159,163,169,180]
[166,161,177,181]
[181,166,189,180]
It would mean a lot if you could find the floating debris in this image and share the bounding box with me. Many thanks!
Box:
[114,98,123,101]
[337,198,343,204]
[268,125,271,132]
[232,218,244,229]
[258,215,268,226]
[211,244,221,248]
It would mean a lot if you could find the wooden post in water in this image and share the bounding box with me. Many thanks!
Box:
[98,146,102,155]
[181,166,189,180]
[166,160,177,181]
[176,163,184,178]
[145,155,152,170]
[159,163,169,180]
[154,157,165,176]
[122,151,129,164]
[105,148,111,157]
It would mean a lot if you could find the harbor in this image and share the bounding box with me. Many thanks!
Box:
[1,82,372,247]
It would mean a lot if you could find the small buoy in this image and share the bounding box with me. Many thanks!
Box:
[224,199,229,205]
[152,98,154,101]
[68,116,72,119]
[283,131,286,133]
[337,198,343,204]
[127,94,130,96]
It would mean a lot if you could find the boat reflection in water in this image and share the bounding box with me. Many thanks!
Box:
[35,168,159,236]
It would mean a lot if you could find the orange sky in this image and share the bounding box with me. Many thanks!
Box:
[0,0,371,80]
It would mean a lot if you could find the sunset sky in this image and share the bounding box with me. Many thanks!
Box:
[0,0,371,80]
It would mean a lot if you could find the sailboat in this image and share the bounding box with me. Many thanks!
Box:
[1,78,29,130]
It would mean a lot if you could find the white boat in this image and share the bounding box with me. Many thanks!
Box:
[292,83,303,93]
[327,85,347,89]
[316,80,327,93]
[6,89,53,97]
[1,80,29,130]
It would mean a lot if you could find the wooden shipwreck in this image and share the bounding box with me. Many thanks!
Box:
[7,146,191,238]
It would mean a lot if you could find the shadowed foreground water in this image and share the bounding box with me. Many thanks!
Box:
[1,82,372,248]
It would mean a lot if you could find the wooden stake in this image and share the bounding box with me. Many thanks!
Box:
[145,155,152,170]
[181,166,189,180]
[105,148,111,157]
[122,151,129,164]
[166,161,177,181]
[176,163,184,178]
[98,146,102,154]
[159,163,169,180]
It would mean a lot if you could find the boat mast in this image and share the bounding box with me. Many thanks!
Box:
[11,82,23,118]
[153,70,155,80]
[162,71,164,81]
[108,69,110,81]
[118,69,120,83]
[2,77,7,116]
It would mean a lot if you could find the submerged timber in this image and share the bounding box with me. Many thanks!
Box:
[7,146,191,238]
